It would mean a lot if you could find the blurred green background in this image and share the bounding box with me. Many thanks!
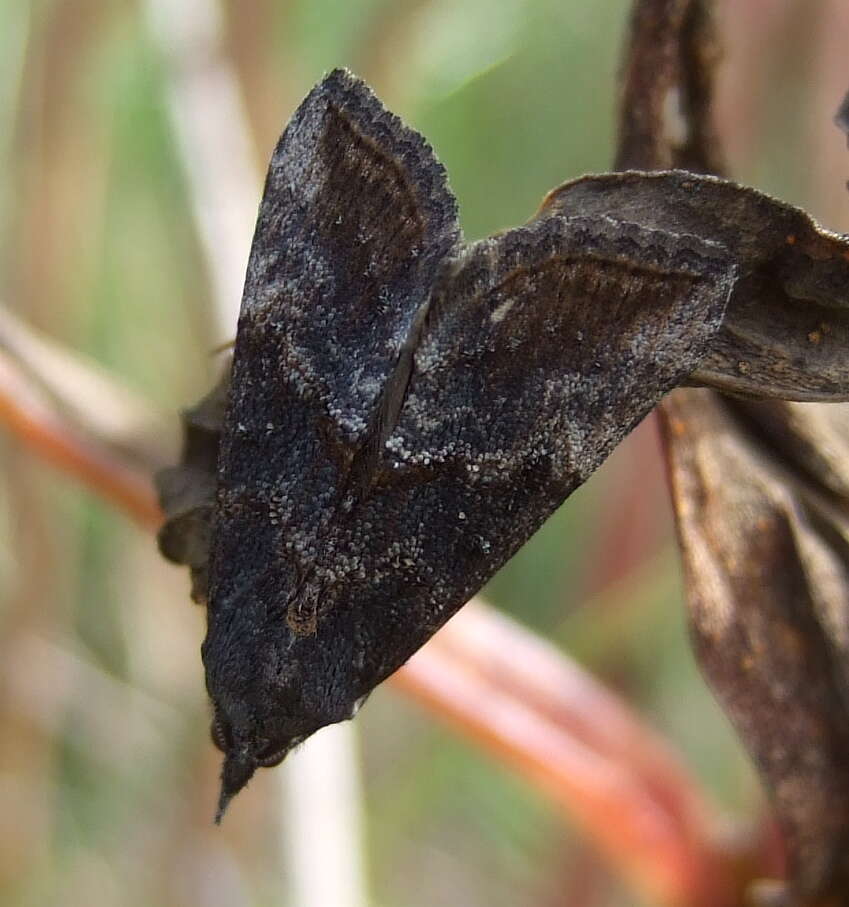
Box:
[2,0,848,905]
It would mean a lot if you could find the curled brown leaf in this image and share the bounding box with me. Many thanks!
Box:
[660,390,849,899]
[544,171,849,403]
[616,0,849,902]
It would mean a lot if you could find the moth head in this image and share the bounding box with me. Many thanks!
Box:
[208,697,309,823]
[202,596,367,822]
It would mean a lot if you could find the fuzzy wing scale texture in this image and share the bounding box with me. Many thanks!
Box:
[209,71,460,635]
[305,216,736,693]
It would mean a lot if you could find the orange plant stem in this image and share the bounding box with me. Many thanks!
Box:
[0,355,162,529]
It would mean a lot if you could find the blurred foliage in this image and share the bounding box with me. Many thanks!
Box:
[1,0,847,905]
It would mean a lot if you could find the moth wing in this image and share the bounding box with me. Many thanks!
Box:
[209,70,460,607]
[344,215,736,683]
[238,69,460,429]
[397,215,734,485]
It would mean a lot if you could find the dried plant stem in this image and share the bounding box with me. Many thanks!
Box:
[0,351,161,528]
[398,601,737,907]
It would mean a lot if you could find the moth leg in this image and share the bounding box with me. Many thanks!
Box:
[209,338,235,355]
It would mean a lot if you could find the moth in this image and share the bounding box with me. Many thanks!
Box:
[173,68,742,819]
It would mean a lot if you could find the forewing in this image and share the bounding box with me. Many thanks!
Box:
[332,215,736,690]
[238,69,460,433]
[208,70,460,619]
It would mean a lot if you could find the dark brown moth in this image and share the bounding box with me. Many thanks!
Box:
[193,68,737,819]
[156,69,849,820]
